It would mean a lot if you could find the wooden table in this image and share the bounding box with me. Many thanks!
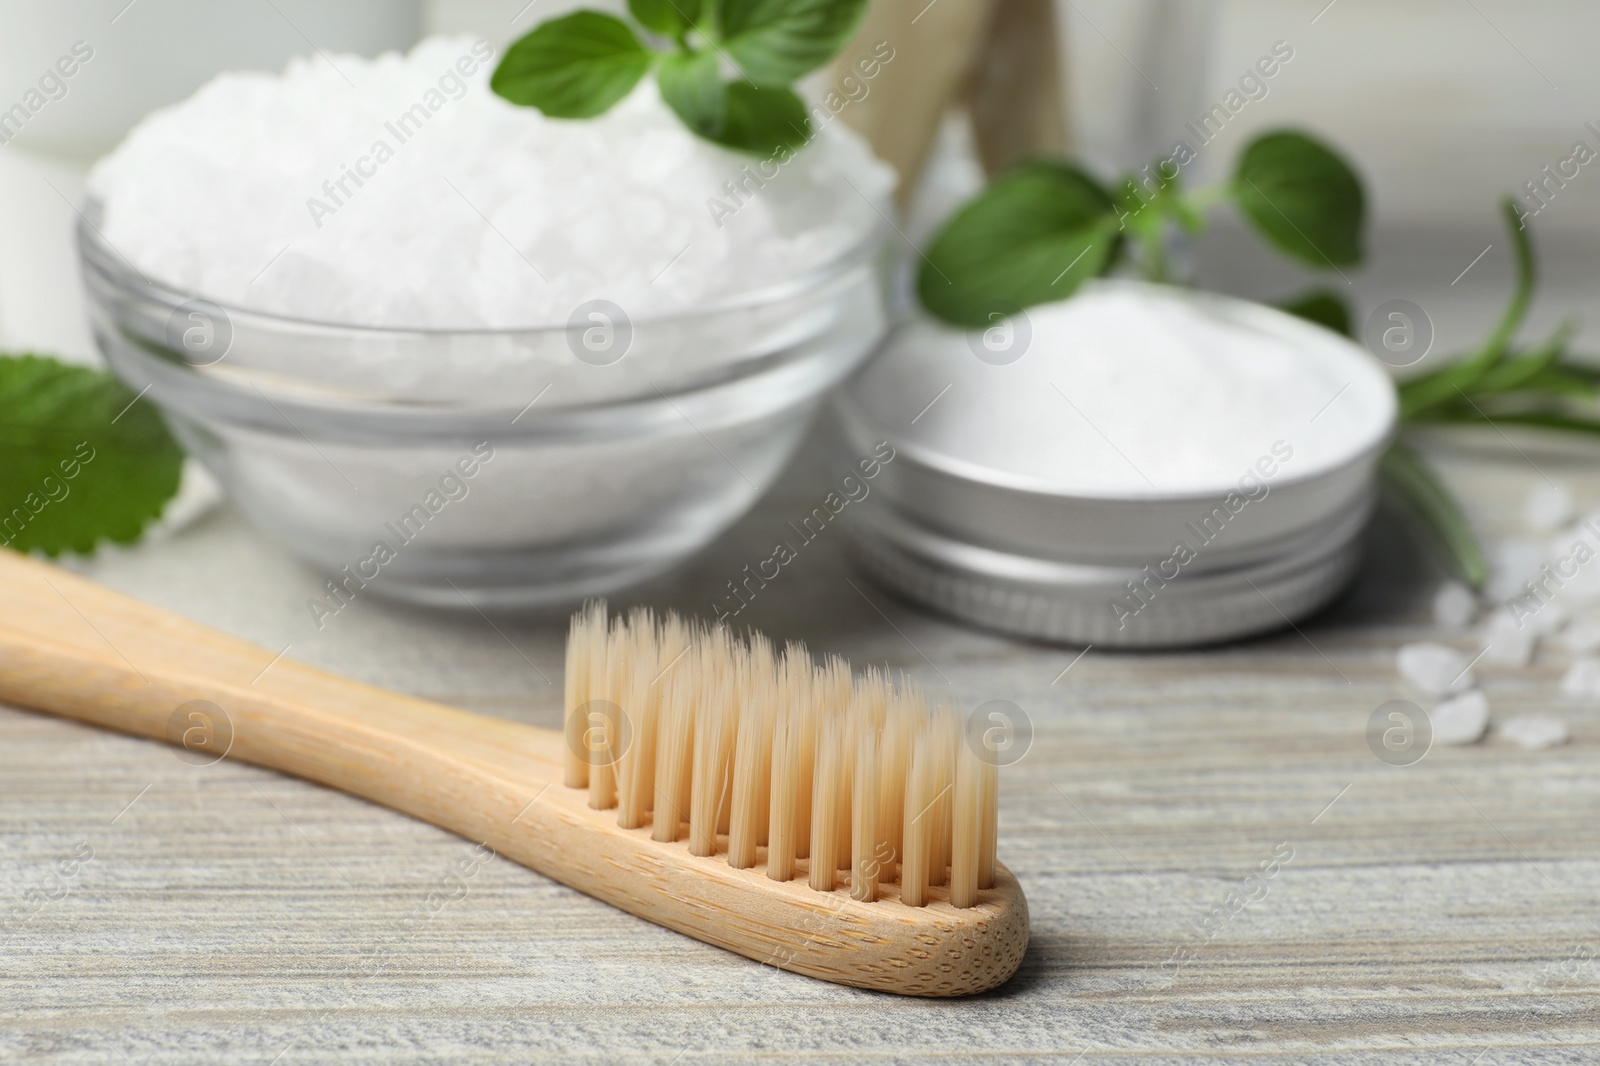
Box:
[2,414,1596,1064]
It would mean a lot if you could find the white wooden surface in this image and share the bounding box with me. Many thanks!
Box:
[2,413,1599,1064]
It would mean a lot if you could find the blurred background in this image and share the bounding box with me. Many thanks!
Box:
[1,0,1594,363]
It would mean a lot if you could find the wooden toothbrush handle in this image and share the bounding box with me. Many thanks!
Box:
[0,547,565,826]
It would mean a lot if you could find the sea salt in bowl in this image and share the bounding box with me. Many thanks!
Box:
[78,38,893,607]
[836,281,1398,647]
[80,214,886,607]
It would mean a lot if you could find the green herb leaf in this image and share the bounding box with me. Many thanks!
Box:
[712,81,810,155]
[1233,130,1364,269]
[629,0,703,37]
[0,355,183,557]
[1514,362,1600,397]
[718,0,870,85]
[1276,288,1352,336]
[1464,320,1574,397]
[1398,200,1538,420]
[1465,198,1536,370]
[918,161,1122,329]
[1381,441,1486,589]
[1455,410,1600,437]
[661,55,807,154]
[492,11,655,119]
[1114,173,1180,283]
[658,49,725,137]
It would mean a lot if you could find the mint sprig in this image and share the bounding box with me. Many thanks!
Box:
[1382,200,1600,587]
[493,0,867,156]
[0,354,183,556]
[918,127,1367,327]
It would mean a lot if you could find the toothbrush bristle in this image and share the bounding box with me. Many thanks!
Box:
[563,603,999,907]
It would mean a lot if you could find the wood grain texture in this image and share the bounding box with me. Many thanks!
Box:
[2,422,1599,1063]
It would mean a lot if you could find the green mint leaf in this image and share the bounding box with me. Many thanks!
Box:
[492,11,655,119]
[1233,130,1364,269]
[718,0,870,85]
[660,51,807,155]
[711,82,809,155]
[658,49,726,138]
[1276,288,1352,336]
[1381,441,1486,589]
[0,354,183,557]
[918,161,1122,329]
[629,0,704,36]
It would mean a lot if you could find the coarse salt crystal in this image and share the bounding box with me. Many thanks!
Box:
[1562,618,1600,655]
[1546,525,1596,560]
[1499,715,1569,750]
[87,37,895,331]
[1525,482,1574,533]
[1397,642,1474,697]
[1486,538,1546,603]
[1546,525,1600,602]
[1432,690,1489,745]
[1560,657,1600,700]
[1480,609,1537,667]
[1524,600,1569,636]
[1431,581,1477,631]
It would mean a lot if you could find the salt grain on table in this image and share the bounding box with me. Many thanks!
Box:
[1561,618,1600,655]
[1523,601,1569,636]
[1486,538,1547,602]
[1480,610,1537,667]
[1555,556,1600,603]
[1397,642,1475,697]
[1524,482,1574,533]
[1560,657,1600,700]
[1431,691,1489,745]
[1500,715,1569,750]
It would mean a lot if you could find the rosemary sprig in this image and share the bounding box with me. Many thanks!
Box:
[1380,441,1488,588]
[1386,199,1597,588]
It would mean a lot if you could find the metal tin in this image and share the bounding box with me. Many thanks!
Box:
[835,282,1397,647]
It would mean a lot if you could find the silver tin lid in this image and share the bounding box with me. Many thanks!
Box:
[844,489,1372,647]
[835,282,1396,647]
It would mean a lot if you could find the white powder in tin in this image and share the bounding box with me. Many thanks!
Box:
[87,36,894,329]
[850,282,1396,497]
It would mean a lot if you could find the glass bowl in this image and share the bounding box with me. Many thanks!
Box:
[77,212,889,609]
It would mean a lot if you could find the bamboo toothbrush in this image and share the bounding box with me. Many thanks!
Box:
[0,550,1028,996]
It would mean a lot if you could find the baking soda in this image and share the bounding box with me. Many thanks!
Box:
[87,37,894,329]
[855,283,1395,496]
